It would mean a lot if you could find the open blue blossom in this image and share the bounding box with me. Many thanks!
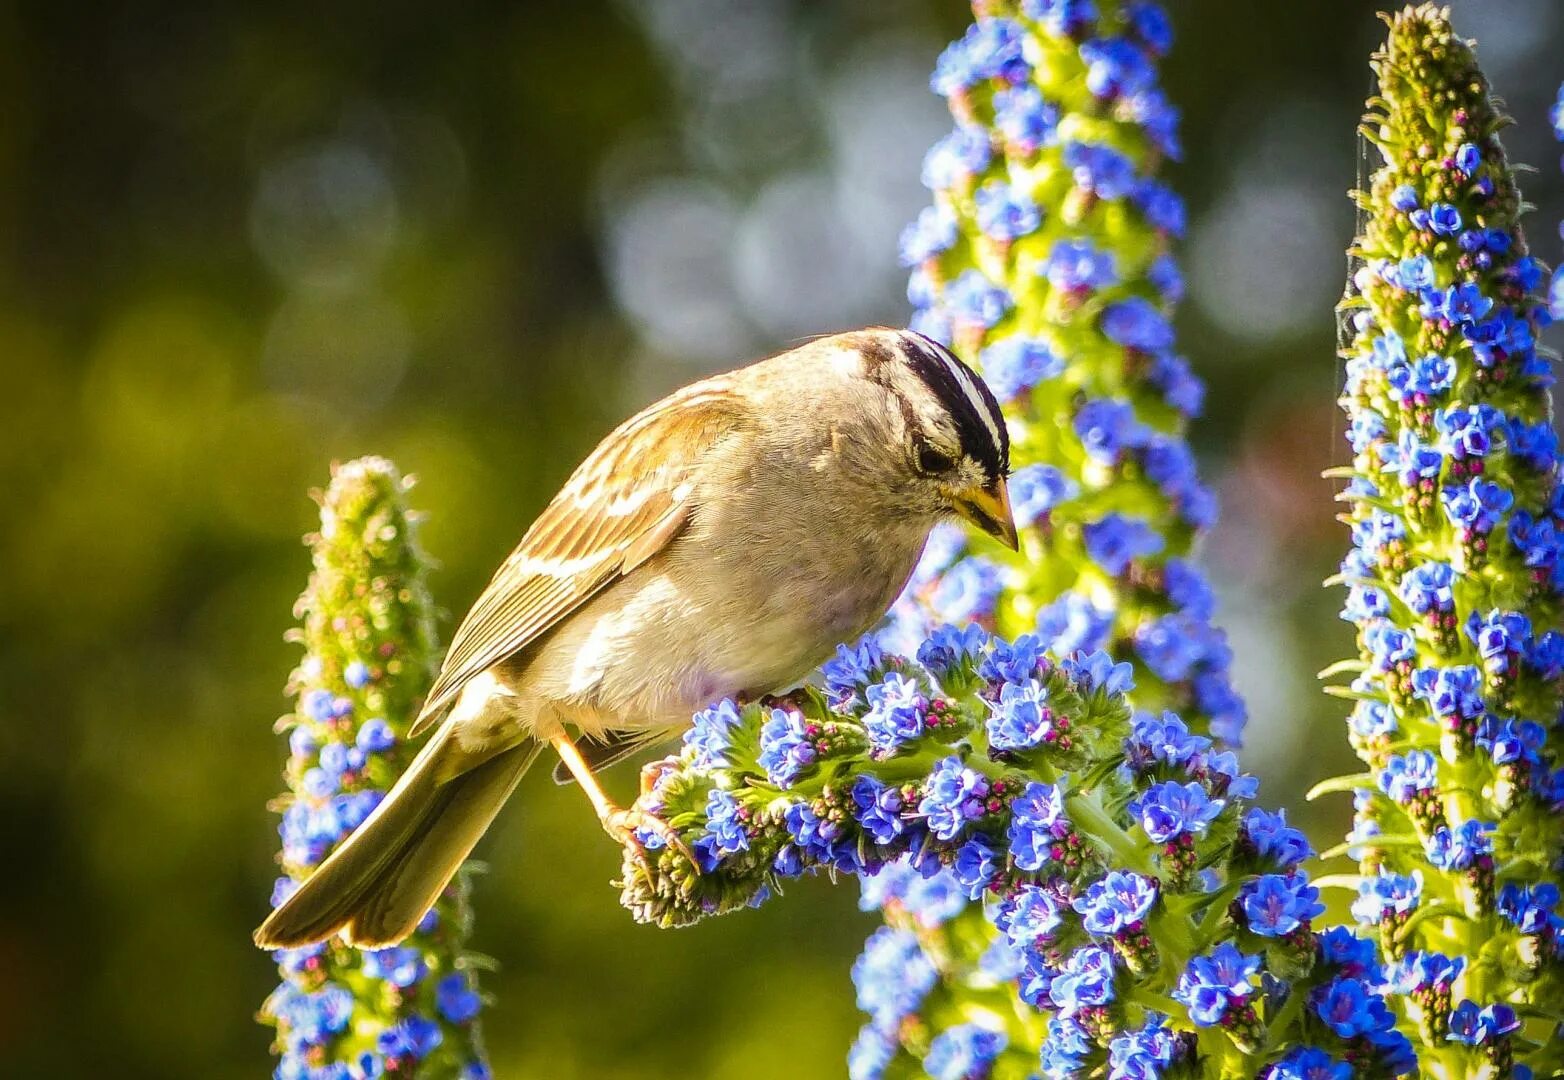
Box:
[758,707,816,787]
[1073,870,1158,935]
[986,678,1054,750]
[1133,780,1222,843]
[1240,873,1323,937]
[1083,513,1165,575]
[1173,943,1259,1026]
[924,1023,1007,1080]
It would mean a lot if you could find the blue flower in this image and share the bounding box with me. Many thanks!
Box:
[1351,869,1423,924]
[355,718,395,754]
[862,673,926,753]
[1105,1015,1181,1078]
[1074,397,1145,463]
[1270,1047,1353,1080]
[1173,942,1259,1025]
[853,927,936,1030]
[1063,140,1137,200]
[916,623,991,676]
[1008,780,1065,871]
[1427,202,1462,235]
[1387,951,1464,995]
[1390,184,1419,211]
[1073,870,1158,935]
[694,788,749,870]
[1446,1000,1521,1046]
[1378,748,1438,803]
[436,973,481,1024]
[1317,926,1380,979]
[974,179,1042,241]
[1035,590,1115,655]
[1009,464,1078,527]
[683,698,741,768]
[919,755,989,840]
[929,556,1005,624]
[1410,664,1483,719]
[1101,297,1174,351]
[1454,142,1482,175]
[1133,179,1186,236]
[979,335,1062,401]
[758,708,816,787]
[1049,945,1118,1016]
[1045,238,1117,292]
[1244,806,1313,867]
[1425,819,1492,871]
[1315,976,1397,1038]
[1061,649,1134,696]
[1441,477,1512,534]
[1023,0,1097,36]
[1080,37,1155,99]
[1083,513,1164,575]
[376,1015,443,1061]
[1398,254,1435,290]
[1240,872,1323,936]
[986,678,1054,751]
[1133,780,1223,844]
[993,85,1059,153]
[1496,881,1560,934]
[1146,252,1185,303]
[783,801,844,865]
[946,270,1013,328]
[952,836,999,900]
[822,636,886,701]
[898,204,959,267]
[924,1023,1007,1080]
[1126,711,1208,769]
[852,776,906,846]
[1398,560,1454,614]
[978,632,1046,683]
[921,126,992,190]
[995,883,1063,948]
[848,1026,896,1080]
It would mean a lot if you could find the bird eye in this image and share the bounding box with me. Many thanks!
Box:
[916,442,956,475]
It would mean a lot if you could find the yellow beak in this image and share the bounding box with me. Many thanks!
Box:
[953,475,1019,551]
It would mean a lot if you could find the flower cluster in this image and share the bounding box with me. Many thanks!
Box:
[1329,7,1564,1077]
[618,630,1408,1077]
[261,458,492,1080]
[869,0,1251,1070]
[887,0,1242,750]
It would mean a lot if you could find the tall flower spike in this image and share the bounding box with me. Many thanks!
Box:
[866,0,1247,1071]
[1329,7,1563,1078]
[261,458,492,1080]
[617,631,1412,1078]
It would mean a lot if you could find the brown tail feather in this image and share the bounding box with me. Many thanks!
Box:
[254,728,539,950]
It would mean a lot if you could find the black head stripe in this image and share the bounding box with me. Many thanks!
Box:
[897,330,1009,479]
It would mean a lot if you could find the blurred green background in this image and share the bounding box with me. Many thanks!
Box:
[1,1,1561,1076]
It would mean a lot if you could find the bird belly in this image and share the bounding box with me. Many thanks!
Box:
[508,522,925,740]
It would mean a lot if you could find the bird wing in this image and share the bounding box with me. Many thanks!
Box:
[409,379,747,736]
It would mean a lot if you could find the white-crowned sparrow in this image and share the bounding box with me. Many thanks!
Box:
[255,326,1016,949]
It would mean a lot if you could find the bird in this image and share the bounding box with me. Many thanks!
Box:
[254,326,1017,950]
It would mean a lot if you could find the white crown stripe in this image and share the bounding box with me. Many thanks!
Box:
[942,352,1003,454]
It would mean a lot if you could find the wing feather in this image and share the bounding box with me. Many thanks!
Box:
[409,380,746,736]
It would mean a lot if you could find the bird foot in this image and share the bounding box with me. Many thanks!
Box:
[602,806,694,868]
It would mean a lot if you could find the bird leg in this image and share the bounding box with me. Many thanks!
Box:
[550,734,692,864]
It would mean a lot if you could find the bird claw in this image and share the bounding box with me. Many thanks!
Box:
[603,807,694,868]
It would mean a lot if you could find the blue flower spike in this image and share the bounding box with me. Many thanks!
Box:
[1329,7,1564,1078]
[615,628,1405,1077]
[261,458,492,1080]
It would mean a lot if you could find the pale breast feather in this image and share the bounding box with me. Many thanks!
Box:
[407,379,746,736]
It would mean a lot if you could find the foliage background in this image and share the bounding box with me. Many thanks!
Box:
[0,1,1560,1076]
